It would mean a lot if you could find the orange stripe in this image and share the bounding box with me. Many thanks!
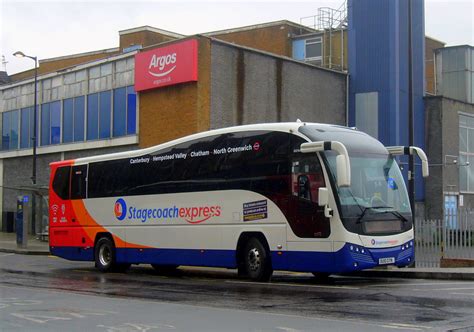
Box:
[71,199,151,249]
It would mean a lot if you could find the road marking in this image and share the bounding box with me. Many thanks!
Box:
[367,282,474,288]
[48,255,59,259]
[226,280,360,290]
[276,327,304,332]
[387,323,431,329]
[11,312,71,324]
[0,253,14,257]
[450,292,474,296]
[379,324,424,331]
[97,323,175,331]
[413,287,474,292]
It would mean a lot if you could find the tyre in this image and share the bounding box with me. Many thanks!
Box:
[95,237,117,272]
[243,237,273,281]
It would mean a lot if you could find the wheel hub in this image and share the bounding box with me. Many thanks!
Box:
[99,245,111,266]
[248,248,261,271]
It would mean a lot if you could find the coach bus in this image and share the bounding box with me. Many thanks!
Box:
[49,122,429,281]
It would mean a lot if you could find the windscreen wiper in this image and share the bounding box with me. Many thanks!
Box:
[356,207,371,224]
[358,206,408,224]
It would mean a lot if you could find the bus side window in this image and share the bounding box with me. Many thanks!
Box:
[71,165,88,199]
[52,166,71,200]
[292,156,325,204]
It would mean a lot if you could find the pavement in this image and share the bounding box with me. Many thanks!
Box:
[0,231,50,255]
[1,231,474,280]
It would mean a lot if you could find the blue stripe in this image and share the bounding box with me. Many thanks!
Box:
[50,246,94,261]
[50,241,414,273]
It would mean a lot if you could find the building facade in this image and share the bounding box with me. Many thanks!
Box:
[0,23,347,233]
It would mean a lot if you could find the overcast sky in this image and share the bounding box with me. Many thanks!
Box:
[1,0,473,75]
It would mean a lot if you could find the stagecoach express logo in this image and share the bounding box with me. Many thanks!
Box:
[371,239,399,246]
[114,198,127,221]
[114,198,221,224]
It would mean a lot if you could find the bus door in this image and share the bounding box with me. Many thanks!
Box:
[288,155,329,239]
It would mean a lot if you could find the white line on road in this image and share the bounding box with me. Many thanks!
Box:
[366,282,474,288]
[450,292,474,296]
[380,324,424,331]
[413,287,474,292]
[226,280,360,289]
[0,253,15,257]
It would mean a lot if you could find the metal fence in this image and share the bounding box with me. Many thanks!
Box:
[415,208,474,268]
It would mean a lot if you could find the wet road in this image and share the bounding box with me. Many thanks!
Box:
[1,253,474,331]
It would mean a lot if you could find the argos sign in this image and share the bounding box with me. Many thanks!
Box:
[134,39,198,91]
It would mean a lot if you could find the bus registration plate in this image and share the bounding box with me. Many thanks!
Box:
[378,257,395,265]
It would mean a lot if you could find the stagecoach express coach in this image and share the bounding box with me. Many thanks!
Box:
[49,122,429,281]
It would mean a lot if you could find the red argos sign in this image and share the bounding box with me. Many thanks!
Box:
[134,39,198,92]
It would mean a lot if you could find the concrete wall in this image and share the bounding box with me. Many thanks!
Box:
[425,96,474,219]
[210,41,347,129]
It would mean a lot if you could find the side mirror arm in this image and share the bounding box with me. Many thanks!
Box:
[300,140,351,187]
[386,146,429,178]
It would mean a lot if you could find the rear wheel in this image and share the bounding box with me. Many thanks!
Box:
[243,237,273,281]
[95,237,124,272]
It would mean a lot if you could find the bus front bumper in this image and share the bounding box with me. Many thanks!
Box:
[336,241,414,272]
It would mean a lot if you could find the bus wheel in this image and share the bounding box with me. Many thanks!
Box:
[244,238,273,281]
[95,237,116,272]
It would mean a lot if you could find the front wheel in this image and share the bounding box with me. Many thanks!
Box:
[95,237,117,272]
[243,238,273,281]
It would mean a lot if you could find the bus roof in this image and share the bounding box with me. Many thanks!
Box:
[51,122,377,166]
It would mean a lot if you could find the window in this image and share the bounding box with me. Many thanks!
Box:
[2,110,19,150]
[51,101,61,144]
[355,92,379,139]
[460,114,474,192]
[71,165,87,199]
[305,37,322,60]
[41,103,50,146]
[20,107,34,149]
[87,93,99,140]
[64,96,85,143]
[87,131,290,198]
[113,87,126,137]
[127,86,137,135]
[99,90,111,139]
[52,166,71,200]
[2,112,11,150]
[63,99,74,143]
[74,96,85,142]
[40,101,61,146]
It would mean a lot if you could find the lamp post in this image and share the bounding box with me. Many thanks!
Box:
[13,51,38,234]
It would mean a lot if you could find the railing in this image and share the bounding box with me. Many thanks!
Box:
[300,0,347,30]
[415,208,474,267]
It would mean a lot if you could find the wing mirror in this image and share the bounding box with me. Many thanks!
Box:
[318,187,333,218]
